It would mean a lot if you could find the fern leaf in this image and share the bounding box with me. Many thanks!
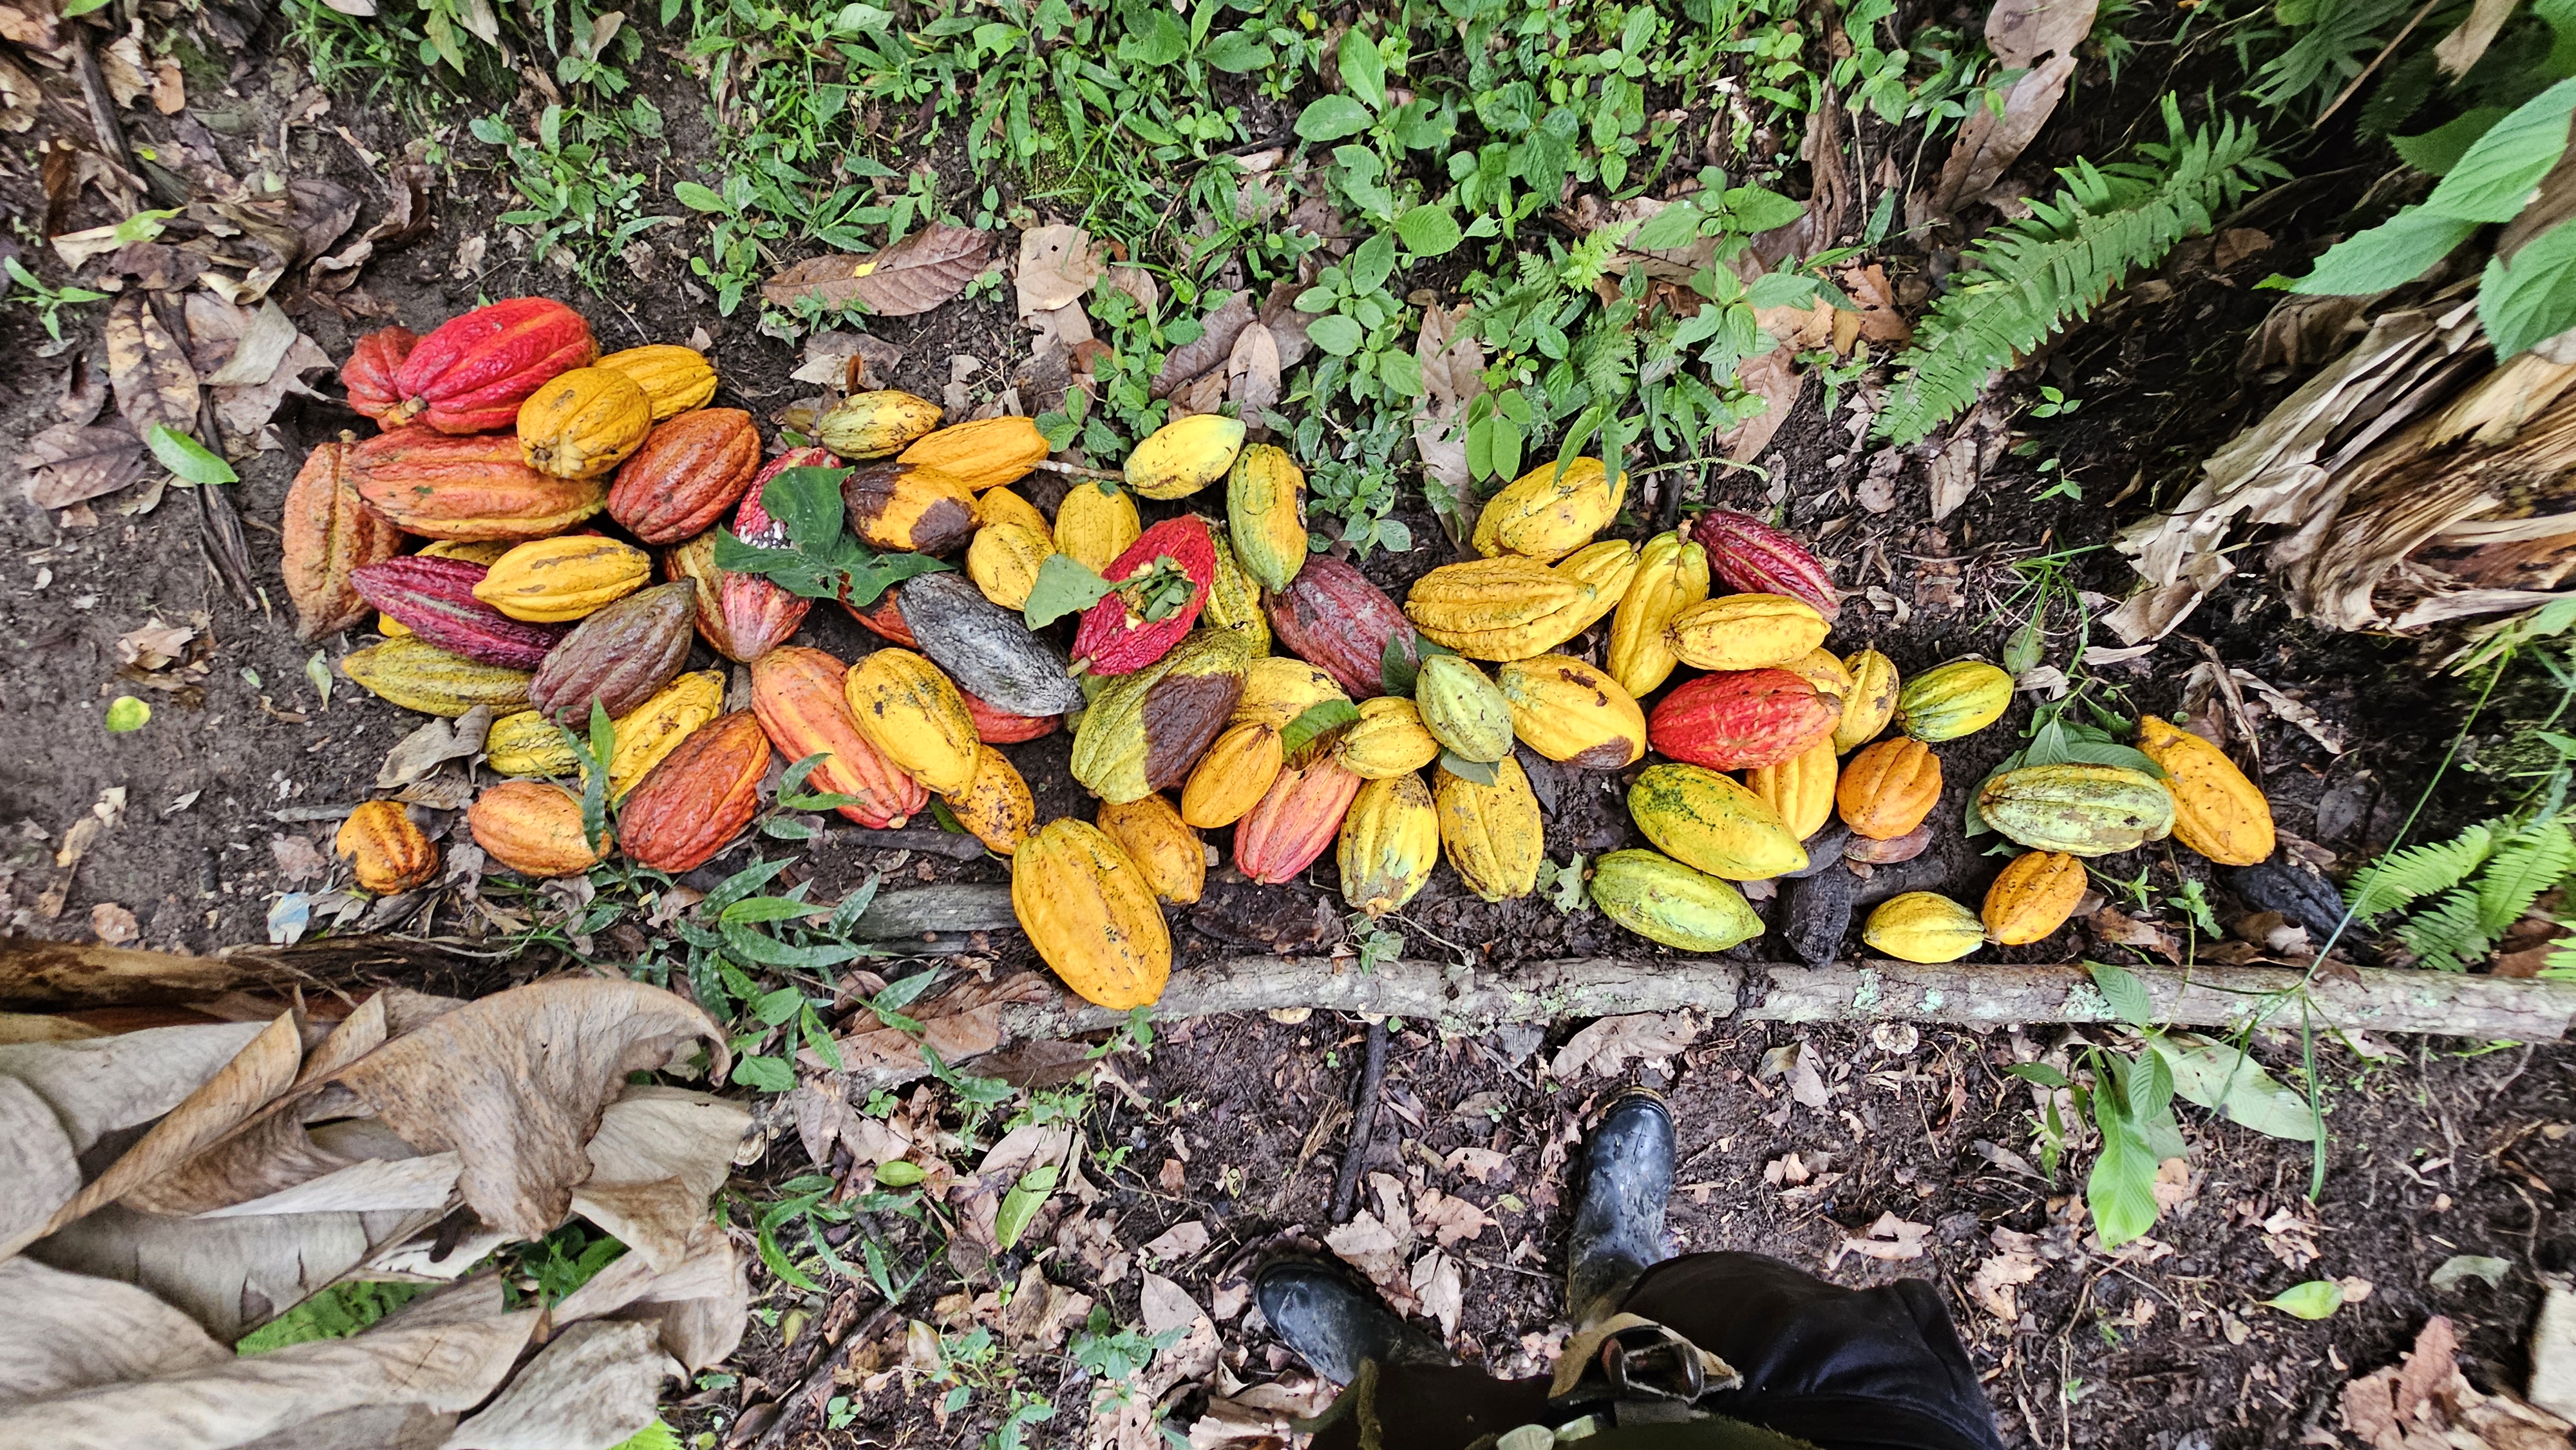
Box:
[2344,823,2497,921]
[2394,886,2495,972]
[2474,821,2576,937]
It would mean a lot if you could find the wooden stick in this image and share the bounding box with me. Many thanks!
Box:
[1328,1020,1389,1223]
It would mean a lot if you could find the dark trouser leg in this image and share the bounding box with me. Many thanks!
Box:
[1307,1363,1551,1450]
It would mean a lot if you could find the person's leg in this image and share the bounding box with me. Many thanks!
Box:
[1566,1087,1677,1328]
[1254,1259,1548,1450]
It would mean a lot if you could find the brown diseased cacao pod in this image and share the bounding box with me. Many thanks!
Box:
[839,461,979,555]
[281,437,403,642]
[1267,554,1418,697]
[350,555,570,668]
[336,800,438,894]
[609,408,762,543]
[1691,509,1840,619]
[620,711,773,872]
[749,646,929,829]
[526,580,696,725]
[897,572,1084,717]
[388,297,596,433]
[340,326,417,426]
[468,780,611,878]
[352,430,607,540]
[1649,669,1840,771]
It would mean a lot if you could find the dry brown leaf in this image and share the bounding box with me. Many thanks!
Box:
[1716,350,1804,464]
[1839,265,1913,345]
[2342,1314,2573,1450]
[0,1257,229,1400]
[1014,223,1101,316]
[761,223,994,316]
[2434,0,2518,75]
[1321,1212,1412,1306]
[1227,323,1282,417]
[1929,55,2077,217]
[1986,0,2099,67]
[1411,1189,1490,1249]
[1968,1230,2045,1320]
[30,1200,441,1341]
[1927,429,1980,524]
[567,1086,749,1272]
[1827,1211,1932,1270]
[1410,1249,1463,1340]
[0,52,39,135]
[105,294,200,446]
[816,971,1061,1077]
[556,1220,749,1373]
[1549,1012,1698,1080]
[443,1319,669,1450]
[1152,292,1256,400]
[21,423,149,510]
[378,706,494,789]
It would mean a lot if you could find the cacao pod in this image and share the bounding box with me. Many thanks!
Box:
[1125,413,1244,499]
[474,536,650,622]
[468,780,610,878]
[352,431,607,540]
[961,686,1059,745]
[1435,756,1544,902]
[486,710,582,778]
[1012,818,1171,1010]
[351,556,570,668]
[840,461,980,555]
[1097,793,1204,904]
[1074,516,1215,675]
[607,670,726,800]
[1233,657,1348,730]
[1336,697,1441,779]
[817,390,942,459]
[843,648,981,796]
[1983,851,2086,946]
[899,415,1049,491]
[1837,737,1943,841]
[1472,456,1627,561]
[1496,655,1646,769]
[1055,482,1142,574]
[1691,509,1840,619]
[1203,531,1271,655]
[282,438,403,642]
[2137,715,2274,866]
[1977,764,2175,856]
[336,800,438,894]
[607,408,760,543]
[1627,762,1808,881]
[1834,649,1900,753]
[1782,648,1853,704]
[1235,759,1364,885]
[967,523,1053,610]
[1226,444,1308,592]
[1897,661,2012,742]
[340,326,417,426]
[1414,655,1515,764]
[1648,670,1839,771]
[419,538,515,566]
[946,746,1037,856]
[1605,531,1709,699]
[1339,772,1438,918]
[1664,593,1828,673]
[664,530,810,663]
[620,711,773,872]
[1746,737,1839,840]
[976,485,1052,535]
[1072,629,1253,803]
[1862,892,1986,963]
[1181,720,1283,828]
[342,637,533,717]
[595,344,718,420]
[750,646,927,827]
[840,588,916,646]
[388,297,596,433]
[526,581,696,724]
[899,572,1085,717]
[1589,849,1763,952]
[1270,556,1417,695]
[1405,556,1596,661]
[1553,539,1641,637]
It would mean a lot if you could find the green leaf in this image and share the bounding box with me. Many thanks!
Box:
[1631,199,1705,250]
[1381,631,1429,697]
[2425,77,2576,222]
[104,695,149,733]
[732,1055,795,1093]
[2429,1254,2511,1292]
[673,181,731,213]
[760,467,849,552]
[1307,314,1365,357]
[2392,108,2508,176]
[994,1163,1059,1250]
[146,425,237,485]
[1745,271,1820,308]
[2263,1280,2345,1319]
[2147,1035,2320,1141]
[2482,216,2576,357]
[752,986,805,1026]
[724,896,823,925]
[1336,29,1386,112]
[1349,233,1397,294]
[305,651,334,708]
[2087,960,2157,1027]
[1022,552,1115,628]
[607,1420,683,1450]
[2288,207,2480,295]
[1438,750,1497,785]
[1294,95,1374,142]
[61,0,112,15]
[1202,30,1273,71]
[1394,204,1463,258]
[1280,698,1361,757]
[875,1159,925,1187]
[1721,185,1806,234]
[2085,1114,2162,1248]
[2009,1062,2072,1089]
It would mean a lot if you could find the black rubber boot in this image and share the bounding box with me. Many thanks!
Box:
[1567,1087,1676,1328]
[1253,1257,1452,1385]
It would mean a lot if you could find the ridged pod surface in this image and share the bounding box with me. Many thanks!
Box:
[898,572,1084,717]
[1897,661,2013,742]
[1232,657,1348,730]
[1862,892,1986,963]
[607,408,760,543]
[336,801,439,894]
[1983,851,2087,946]
[1414,655,1515,764]
[1589,849,1763,951]
[283,438,403,642]
[1627,763,1807,881]
[619,711,773,872]
[1235,760,1363,885]
[1125,413,1244,499]
[967,523,1053,610]
[900,415,1050,491]
[1074,516,1216,675]
[1012,818,1171,1009]
[1835,649,1900,753]
[1605,531,1709,698]
[1664,594,1828,673]
[1553,539,1640,637]
[341,637,533,717]
[1226,444,1307,592]
[527,581,696,725]
[843,648,981,796]
[946,746,1037,856]
[595,343,718,420]
[1182,721,1283,828]
[1691,510,1840,619]
[750,646,926,827]
[1472,457,1625,561]
[961,686,1059,745]
[977,486,1051,534]
[484,710,582,778]
[1339,773,1437,918]
[1837,737,1943,841]
[518,366,653,480]
[1269,556,1417,695]
[352,431,607,540]
[1055,483,1142,575]
[607,670,726,800]
[1071,630,1253,803]
[1496,655,1646,769]
[2137,715,2275,865]
[1746,738,1839,840]
[474,536,650,622]
[1405,556,1596,661]
[817,390,942,459]
[1202,532,1271,655]
[339,326,417,426]
[1978,764,2176,856]
[1435,757,1544,901]
[1097,793,1204,904]
[839,462,980,555]
[350,556,570,668]
[1336,697,1441,779]
[1648,670,1839,771]
[468,780,610,877]
[388,297,595,432]
[663,530,809,664]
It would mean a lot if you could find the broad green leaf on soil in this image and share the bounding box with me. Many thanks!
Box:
[2288,207,2481,294]
[1202,30,1273,71]
[1349,233,1398,294]
[144,426,236,485]
[2429,1254,2511,1291]
[674,182,729,213]
[1021,552,1115,628]
[606,1420,683,1450]
[1337,28,1386,111]
[105,696,149,732]
[1631,199,1705,250]
[2087,960,2157,1028]
[732,1055,794,1093]
[1307,314,1366,356]
[994,1164,1059,1250]
[2393,108,2508,175]
[2264,1280,2345,1319]
[1720,185,1808,234]
[760,467,848,551]
[1295,95,1374,142]
[1395,204,1464,258]
[2425,77,2576,221]
[1281,699,1361,758]
[2481,216,2576,357]
[2085,1098,2163,1248]
[2146,1035,2320,1141]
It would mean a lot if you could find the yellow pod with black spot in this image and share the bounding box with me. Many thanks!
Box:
[843,648,980,796]
[1495,654,1647,769]
[1835,648,1901,753]
[1231,656,1348,730]
[839,460,980,556]
[1203,531,1273,655]
[1472,456,1628,561]
[945,745,1037,856]
[1336,697,1443,780]
[1863,892,1987,964]
[976,485,1052,535]
[1180,720,1283,829]
[1435,756,1544,902]
[967,523,1055,611]
[817,390,943,460]
[473,535,652,622]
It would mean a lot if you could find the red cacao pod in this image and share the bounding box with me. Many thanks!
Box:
[607,407,761,544]
[1074,516,1216,675]
[749,645,927,828]
[1649,668,1841,771]
[1690,511,1839,620]
[1267,555,1419,697]
[351,431,607,540]
[619,711,773,872]
[350,555,571,669]
[961,686,1059,743]
[1233,759,1363,885]
[843,589,917,646]
[663,531,809,664]
[341,326,417,426]
[281,438,402,641]
[527,580,696,724]
[386,297,597,433]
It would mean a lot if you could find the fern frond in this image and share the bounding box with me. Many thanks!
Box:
[2474,821,2576,937]
[2344,822,2497,921]
[2394,886,2496,972]
[1872,106,2279,445]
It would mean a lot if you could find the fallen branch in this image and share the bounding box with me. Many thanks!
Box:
[1328,1020,1389,1223]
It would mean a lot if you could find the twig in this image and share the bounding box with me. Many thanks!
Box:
[1030,458,1124,482]
[2315,0,2444,128]
[820,825,992,862]
[68,25,141,193]
[1328,1019,1390,1223]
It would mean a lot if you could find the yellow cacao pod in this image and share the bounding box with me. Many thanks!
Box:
[1226,444,1307,593]
[1863,892,1986,964]
[594,344,717,420]
[486,710,582,778]
[1013,818,1171,1009]
[1340,772,1438,918]
[468,780,611,878]
[1589,849,1763,952]
[1746,737,1839,840]
[1472,456,1627,561]
[967,523,1055,611]
[1203,531,1272,655]
[1071,630,1253,804]
[1496,654,1647,769]
[336,800,438,894]
[2137,715,2275,866]
[1055,482,1142,575]
[342,637,532,717]
[1233,657,1348,730]
[1337,697,1443,780]
[1982,851,2087,946]
[1405,556,1597,661]
[945,746,1037,856]
[1124,413,1244,500]
[817,390,943,459]
[1897,661,2013,742]
[1097,793,1205,905]
[1835,649,1900,753]
[1977,764,2176,856]
[1553,538,1640,636]
[1180,721,1283,828]
[473,535,652,622]
[1606,532,1710,698]
[608,670,726,801]
[1783,648,1853,704]
[1435,756,1544,902]
[844,648,981,795]
[517,366,654,480]
[899,415,1050,491]
[1627,762,1808,881]
[1665,593,1830,673]
[976,485,1052,534]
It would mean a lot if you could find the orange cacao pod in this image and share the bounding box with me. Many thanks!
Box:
[339,326,417,426]
[335,800,438,894]
[749,646,927,829]
[664,531,809,664]
[619,711,773,872]
[388,297,596,433]
[1097,793,1204,905]
[838,461,980,554]
[1232,759,1363,885]
[468,780,611,878]
[609,408,761,543]
[352,431,607,540]
[898,415,1050,491]
[1649,669,1840,771]
[281,437,402,642]
[961,686,1058,744]
[1982,850,2086,946]
[1837,737,1944,840]
[842,588,917,647]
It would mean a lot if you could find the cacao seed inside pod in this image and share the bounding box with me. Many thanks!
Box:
[282,437,404,643]
[607,670,726,801]
[840,461,979,555]
[1336,697,1441,780]
[1414,655,1515,764]
[1233,657,1349,730]
[1982,851,2086,946]
[620,711,773,873]
[1097,793,1205,904]
[1339,772,1438,918]
[1690,509,1840,619]
[1834,648,1900,753]
[961,686,1059,745]
[1071,630,1253,804]
[945,746,1037,856]
[1013,818,1171,1010]
[2136,715,2275,866]
[1180,720,1283,829]
[468,780,611,878]
[473,536,652,622]
[1648,670,1840,772]
[352,430,608,540]
[1472,456,1626,562]
[976,485,1052,535]
[516,366,654,479]
[1404,556,1596,661]
[1073,516,1216,676]
[1836,737,1944,841]
[967,523,1054,611]
[388,297,596,433]
[1663,593,1829,673]
[900,415,1050,491]
[1976,764,2176,857]
[336,800,438,894]
[817,390,943,460]
[1226,444,1308,593]
[607,408,761,544]
[1897,661,2013,742]
[1862,892,1985,964]
[1202,531,1273,656]
[1269,556,1419,695]
[1589,849,1763,952]
[340,326,418,427]
[1435,755,1544,901]
[1627,762,1808,881]
[1055,482,1142,576]
[1745,737,1839,840]
[351,556,571,669]
[595,343,719,420]
[752,646,928,828]
[341,637,533,717]
[1496,654,1647,769]
[843,647,982,796]
[1605,531,1710,699]
[1235,758,1364,886]
[898,572,1085,717]
[526,581,696,725]
[1125,413,1245,499]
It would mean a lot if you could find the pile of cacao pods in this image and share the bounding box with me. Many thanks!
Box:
[291,296,2279,1011]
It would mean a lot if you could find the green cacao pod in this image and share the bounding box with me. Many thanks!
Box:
[1976,764,2176,856]
[1897,661,2013,742]
[1413,655,1514,764]
[1627,763,1808,881]
[1226,444,1308,593]
[1589,849,1763,952]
